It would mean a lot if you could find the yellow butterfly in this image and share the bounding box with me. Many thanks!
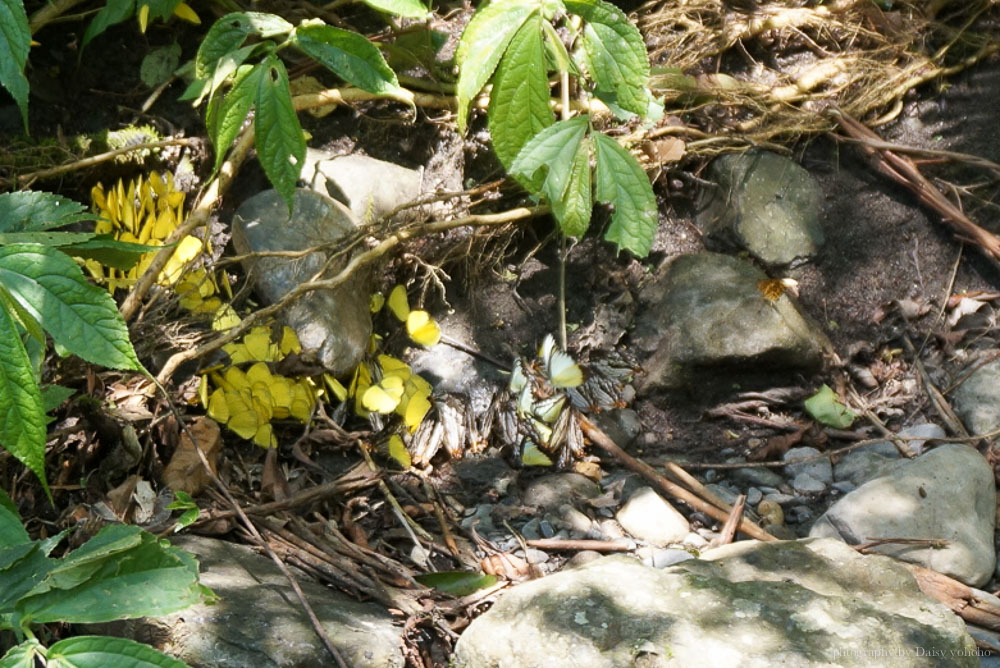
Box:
[362,375,405,413]
[387,434,412,469]
[521,440,553,466]
[407,310,441,346]
[539,334,583,388]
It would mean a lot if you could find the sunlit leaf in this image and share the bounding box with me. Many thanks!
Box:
[255,55,305,211]
[804,384,856,429]
[593,131,657,257]
[415,570,497,596]
[294,22,405,98]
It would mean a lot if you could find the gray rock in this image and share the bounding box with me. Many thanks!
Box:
[453,540,975,668]
[302,149,423,225]
[521,473,601,511]
[864,423,946,458]
[616,486,690,547]
[232,189,370,377]
[952,357,1000,437]
[791,472,827,494]
[598,518,625,540]
[697,150,824,267]
[594,409,642,449]
[810,444,996,586]
[633,253,831,392]
[558,504,596,535]
[705,482,740,506]
[764,492,797,505]
[651,548,695,568]
[461,503,496,534]
[730,465,785,489]
[834,450,897,486]
[87,536,404,668]
[783,446,833,484]
[746,487,763,506]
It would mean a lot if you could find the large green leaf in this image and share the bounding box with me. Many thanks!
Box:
[415,570,497,596]
[487,14,552,170]
[0,303,47,496]
[0,502,27,547]
[43,636,190,668]
[509,115,589,197]
[0,191,96,233]
[0,244,142,371]
[804,384,856,429]
[208,62,263,173]
[255,55,305,212]
[550,136,592,238]
[195,12,292,79]
[455,0,538,133]
[27,524,144,596]
[359,0,429,19]
[593,131,657,257]
[81,0,135,49]
[294,22,403,97]
[0,544,51,614]
[0,231,157,271]
[198,42,260,108]
[18,525,206,624]
[0,0,30,131]
[565,0,650,116]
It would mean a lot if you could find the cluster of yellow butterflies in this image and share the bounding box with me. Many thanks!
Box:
[89,172,237,329]
[371,284,442,347]
[199,326,316,448]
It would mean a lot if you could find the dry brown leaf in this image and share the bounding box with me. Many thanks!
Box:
[573,460,605,481]
[163,417,221,496]
[642,136,686,164]
[106,474,139,518]
[747,425,808,461]
[261,447,290,502]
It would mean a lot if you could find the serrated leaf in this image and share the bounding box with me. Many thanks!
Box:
[41,384,75,412]
[140,42,182,87]
[455,0,538,133]
[0,0,30,131]
[804,384,856,429]
[209,62,263,173]
[0,244,142,371]
[359,0,428,19]
[565,0,650,116]
[415,570,497,596]
[0,304,47,496]
[541,18,575,76]
[255,56,305,212]
[0,501,27,546]
[592,132,656,257]
[198,42,261,108]
[550,136,592,238]
[0,640,42,668]
[510,115,588,197]
[18,525,206,624]
[196,12,292,79]
[0,191,95,233]
[487,14,552,170]
[294,23,403,97]
[81,0,135,49]
[45,636,190,668]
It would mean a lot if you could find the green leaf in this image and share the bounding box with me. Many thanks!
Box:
[487,14,552,170]
[509,115,588,197]
[196,12,292,79]
[82,0,135,50]
[44,636,190,668]
[455,0,538,133]
[254,55,305,212]
[0,191,96,233]
[0,0,30,131]
[804,384,856,429]
[0,544,51,614]
[294,22,403,97]
[415,570,497,596]
[550,137,592,238]
[0,244,143,371]
[0,303,48,496]
[208,62,263,173]
[0,640,42,668]
[18,525,207,624]
[166,491,199,531]
[0,487,16,517]
[61,234,164,271]
[0,501,27,546]
[140,0,183,26]
[140,42,182,88]
[359,0,429,19]
[41,384,75,412]
[565,0,650,116]
[592,131,657,257]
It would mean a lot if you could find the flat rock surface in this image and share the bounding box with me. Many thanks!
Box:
[810,444,996,586]
[87,536,404,668]
[452,539,976,668]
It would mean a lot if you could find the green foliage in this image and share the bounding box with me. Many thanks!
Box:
[456,0,661,256]
[165,491,200,531]
[82,0,188,50]
[194,12,408,210]
[0,0,30,132]
[0,191,146,495]
[0,501,209,668]
[359,0,429,19]
[415,570,497,596]
[511,117,657,257]
[804,384,856,429]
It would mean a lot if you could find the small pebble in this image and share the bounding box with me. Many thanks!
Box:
[565,550,603,568]
[831,480,856,494]
[599,518,625,539]
[746,487,763,506]
[704,470,720,483]
[786,505,813,524]
[784,447,833,484]
[763,493,796,505]
[539,519,555,538]
[559,504,594,533]
[652,548,695,568]
[683,532,709,549]
[520,518,542,540]
[792,472,827,494]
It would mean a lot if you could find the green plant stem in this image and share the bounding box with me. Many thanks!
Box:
[29,0,86,33]
[557,70,571,350]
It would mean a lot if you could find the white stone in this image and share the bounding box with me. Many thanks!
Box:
[616,486,690,547]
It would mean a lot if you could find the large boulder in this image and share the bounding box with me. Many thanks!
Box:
[633,253,831,392]
[811,444,996,587]
[232,189,371,377]
[453,539,975,667]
